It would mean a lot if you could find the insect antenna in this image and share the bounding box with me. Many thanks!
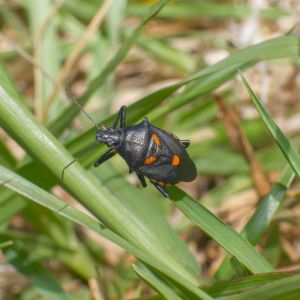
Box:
[61,142,101,181]
[62,82,103,181]
[65,83,101,130]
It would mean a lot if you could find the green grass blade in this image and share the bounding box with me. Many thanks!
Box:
[169,187,273,274]
[133,263,185,300]
[203,272,295,298]
[152,35,300,119]
[217,272,300,300]
[214,159,295,280]
[126,3,289,20]
[0,165,211,299]
[241,73,300,179]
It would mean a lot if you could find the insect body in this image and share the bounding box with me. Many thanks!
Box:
[95,106,197,197]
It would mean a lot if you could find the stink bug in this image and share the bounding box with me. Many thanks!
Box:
[93,106,197,197]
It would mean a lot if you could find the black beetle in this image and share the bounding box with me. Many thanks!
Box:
[93,106,197,197]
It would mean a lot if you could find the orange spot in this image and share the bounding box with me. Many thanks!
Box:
[172,155,180,166]
[144,156,156,165]
[152,134,161,146]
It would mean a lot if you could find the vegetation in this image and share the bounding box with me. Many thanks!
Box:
[0,0,299,299]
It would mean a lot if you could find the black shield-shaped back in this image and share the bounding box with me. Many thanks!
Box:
[137,124,197,184]
[116,117,197,184]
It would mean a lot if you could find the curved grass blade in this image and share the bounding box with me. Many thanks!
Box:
[0,165,211,300]
[152,35,300,119]
[214,158,295,280]
[240,72,300,179]
[168,187,273,274]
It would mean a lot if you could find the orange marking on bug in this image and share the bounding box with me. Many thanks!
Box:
[152,134,161,146]
[144,156,156,165]
[172,155,180,166]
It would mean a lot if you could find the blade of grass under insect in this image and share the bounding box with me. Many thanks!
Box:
[92,160,200,277]
[240,73,300,180]
[49,0,170,136]
[0,165,211,300]
[133,263,185,300]
[168,187,273,274]
[214,161,295,280]
[0,80,198,284]
[216,272,300,300]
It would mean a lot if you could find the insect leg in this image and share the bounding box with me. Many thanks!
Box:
[62,143,100,181]
[94,148,117,167]
[152,182,168,198]
[181,140,190,148]
[136,173,147,188]
[113,106,126,129]
[62,158,80,181]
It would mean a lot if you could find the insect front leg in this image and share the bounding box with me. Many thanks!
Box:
[113,106,126,129]
[94,149,117,167]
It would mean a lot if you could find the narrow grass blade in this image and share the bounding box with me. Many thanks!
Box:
[169,187,273,274]
[133,263,184,300]
[203,272,295,298]
[241,73,300,179]
[126,3,288,20]
[214,162,295,280]
[217,272,300,300]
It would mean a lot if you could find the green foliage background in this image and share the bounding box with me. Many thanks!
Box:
[0,0,300,299]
